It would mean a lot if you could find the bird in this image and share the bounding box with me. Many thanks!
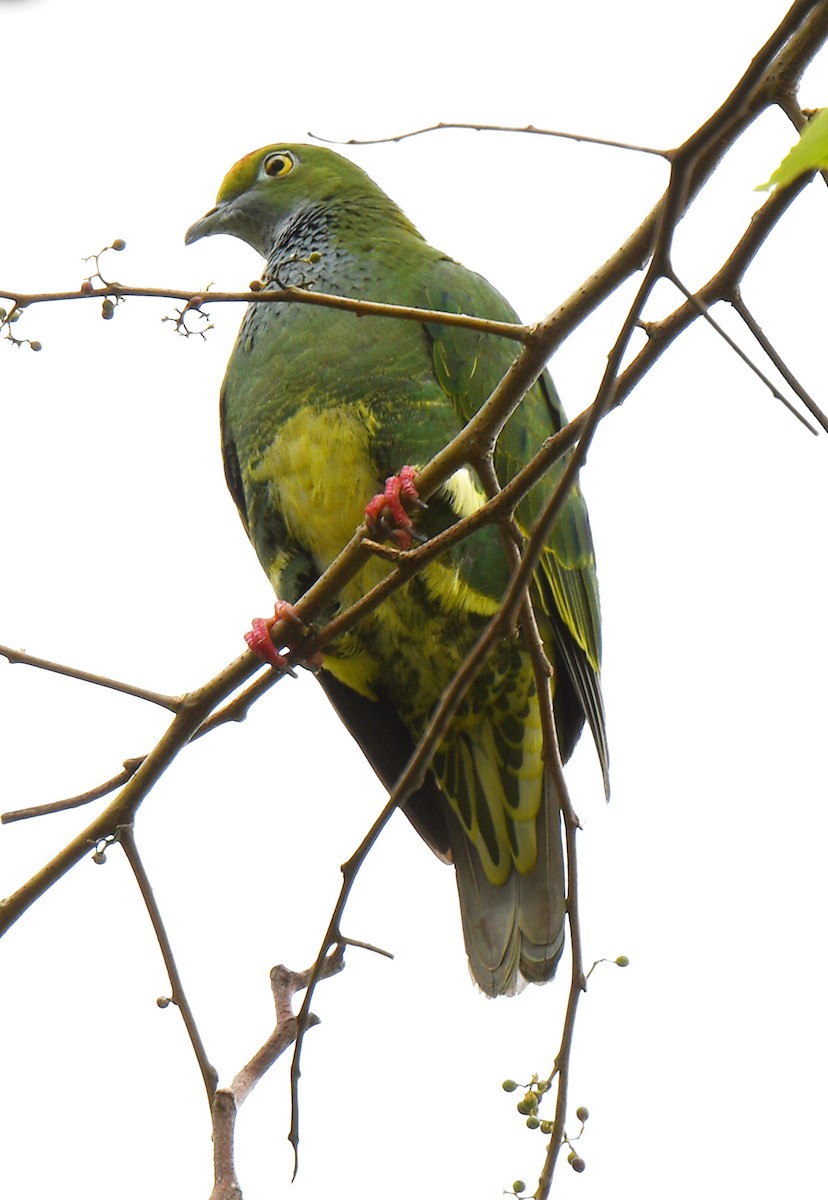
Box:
[185,143,607,996]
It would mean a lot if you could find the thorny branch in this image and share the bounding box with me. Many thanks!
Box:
[2,4,828,1198]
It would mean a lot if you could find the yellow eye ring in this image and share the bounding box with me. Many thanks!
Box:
[263,151,295,179]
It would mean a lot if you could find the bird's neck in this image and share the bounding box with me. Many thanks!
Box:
[268,204,331,273]
[263,198,421,290]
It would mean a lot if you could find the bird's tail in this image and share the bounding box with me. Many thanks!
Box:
[446,768,566,997]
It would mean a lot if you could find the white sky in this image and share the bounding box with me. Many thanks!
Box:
[2,1,827,1197]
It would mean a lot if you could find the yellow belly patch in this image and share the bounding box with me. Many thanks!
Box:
[249,404,499,691]
[251,404,380,572]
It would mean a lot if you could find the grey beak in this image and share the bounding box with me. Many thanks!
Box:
[184,206,222,246]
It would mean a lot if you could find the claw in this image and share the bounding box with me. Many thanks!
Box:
[244,616,289,668]
[244,600,321,672]
[364,465,426,550]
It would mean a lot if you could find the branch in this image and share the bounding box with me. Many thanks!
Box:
[1,759,144,824]
[618,166,828,430]
[210,948,346,1200]
[0,282,528,342]
[0,650,264,935]
[731,288,827,431]
[119,824,219,1103]
[309,120,669,159]
[492,494,587,1197]
[0,644,180,710]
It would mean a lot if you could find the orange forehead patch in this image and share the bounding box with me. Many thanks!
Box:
[216,146,284,203]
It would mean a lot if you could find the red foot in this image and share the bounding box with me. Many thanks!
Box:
[244,601,321,671]
[364,465,426,549]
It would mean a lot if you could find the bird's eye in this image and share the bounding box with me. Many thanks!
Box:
[263,152,295,178]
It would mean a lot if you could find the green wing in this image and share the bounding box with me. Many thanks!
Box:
[425,257,608,789]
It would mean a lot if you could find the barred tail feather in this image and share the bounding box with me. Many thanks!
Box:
[448,772,566,997]
[516,773,567,983]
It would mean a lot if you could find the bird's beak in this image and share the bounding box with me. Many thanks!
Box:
[184,204,225,246]
[185,197,267,257]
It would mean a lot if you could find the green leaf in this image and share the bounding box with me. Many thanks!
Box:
[756,108,828,191]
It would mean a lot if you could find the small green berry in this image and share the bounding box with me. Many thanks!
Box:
[8,309,20,323]
[102,299,115,320]
[516,1100,532,1116]
[526,1116,540,1130]
[570,1157,586,1174]
[92,850,106,865]
[540,1121,552,1135]
[29,340,42,352]
[615,955,630,967]
[512,1183,526,1195]
[576,1106,589,1123]
[502,1080,519,1093]
[0,307,6,320]
[536,1079,550,1093]
[112,238,126,251]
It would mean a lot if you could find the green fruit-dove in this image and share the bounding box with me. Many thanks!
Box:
[186,144,607,996]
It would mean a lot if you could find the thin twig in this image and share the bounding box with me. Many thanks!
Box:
[0,283,528,341]
[617,163,824,419]
[730,288,828,433]
[309,120,670,159]
[191,666,284,737]
[536,814,586,1199]
[1,758,144,824]
[0,644,180,710]
[477,456,592,1191]
[0,651,260,936]
[118,823,219,1104]
[339,935,394,959]
[659,269,819,434]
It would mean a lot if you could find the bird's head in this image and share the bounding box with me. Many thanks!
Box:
[185,143,409,258]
